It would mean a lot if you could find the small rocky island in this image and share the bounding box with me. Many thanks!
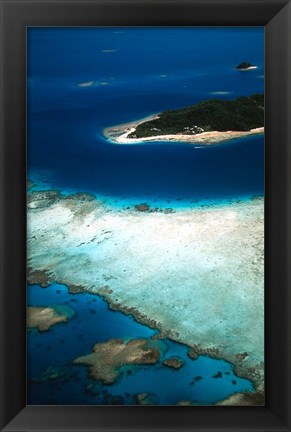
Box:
[104,94,264,145]
[235,61,257,70]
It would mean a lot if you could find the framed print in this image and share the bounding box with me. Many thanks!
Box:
[26,25,265,408]
[0,0,290,431]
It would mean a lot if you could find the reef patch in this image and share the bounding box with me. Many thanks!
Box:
[163,356,184,369]
[74,338,164,384]
[27,305,74,331]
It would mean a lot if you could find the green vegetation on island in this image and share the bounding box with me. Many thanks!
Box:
[235,61,256,70]
[128,94,264,138]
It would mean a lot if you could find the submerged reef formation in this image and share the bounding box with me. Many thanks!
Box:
[136,393,158,405]
[134,203,174,214]
[27,268,51,288]
[27,189,264,401]
[104,94,264,144]
[27,305,74,331]
[176,400,194,406]
[216,391,264,406]
[162,356,184,369]
[32,366,68,383]
[73,338,162,384]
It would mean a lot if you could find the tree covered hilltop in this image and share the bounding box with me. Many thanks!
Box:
[128,94,264,139]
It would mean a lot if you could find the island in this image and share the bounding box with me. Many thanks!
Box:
[104,94,264,145]
[235,61,258,71]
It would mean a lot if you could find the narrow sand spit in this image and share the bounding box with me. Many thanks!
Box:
[27,191,264,393]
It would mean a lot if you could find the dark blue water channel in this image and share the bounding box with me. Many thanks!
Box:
[27,284,254,405]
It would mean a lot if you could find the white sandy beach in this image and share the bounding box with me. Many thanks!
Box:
[104,116,264,145]
[237,66,258,71]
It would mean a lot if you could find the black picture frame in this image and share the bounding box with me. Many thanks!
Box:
[0,0,290,431]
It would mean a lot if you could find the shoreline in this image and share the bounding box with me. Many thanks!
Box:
[235,66,258,71]
[103,116,264,145]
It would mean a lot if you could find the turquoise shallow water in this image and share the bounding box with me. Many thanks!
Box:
[27,284,254,405]
[28,133,264,213]
[28,133,264,209]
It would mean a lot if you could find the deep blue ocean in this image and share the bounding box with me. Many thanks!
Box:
[27,27,264,405]
[28,27,264,205]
